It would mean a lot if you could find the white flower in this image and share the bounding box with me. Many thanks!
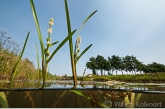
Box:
[49,21,53,26]
[47,28,52,34]
[77,36,81,43]
[76,42,80,49]
[50,18,54,23]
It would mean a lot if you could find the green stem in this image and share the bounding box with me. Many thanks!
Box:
[64,0,77,88]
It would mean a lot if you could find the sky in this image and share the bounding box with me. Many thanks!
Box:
[1,0,165,76]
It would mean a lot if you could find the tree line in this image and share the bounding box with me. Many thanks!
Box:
[86,55,165,75]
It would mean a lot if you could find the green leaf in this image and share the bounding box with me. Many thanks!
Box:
[77,10,97,37]
[71,90,90,99]
[76,44,92,62]
[74,10,97,60]
[46,30,76,64]
[64,0,74,55]
[0,92,9,108]
[35,43,41,84]
[71,90,107,108]
[9,32,30,89]
[29,0,45,59]
[51,41,59,45]
[64,0,77,88]
[48,41,59,47]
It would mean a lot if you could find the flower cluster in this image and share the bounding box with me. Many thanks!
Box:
[45,18,54,57]
[75,36,81,58]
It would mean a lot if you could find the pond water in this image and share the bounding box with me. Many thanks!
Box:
[47,80,165,91]
[1,80,165,91]
[0,80,165,108]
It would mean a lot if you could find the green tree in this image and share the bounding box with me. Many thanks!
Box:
[86,57,98,75]
[96,55,105,76]
[102,58,111,76]
[110,55,121,75]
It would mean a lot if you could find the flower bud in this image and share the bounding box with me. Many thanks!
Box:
[49,22,53,26]
[77,49,81,52]
[50,18,54,23]
[45,50,50,56]
[76,43,80,49]
[47,41,51,47]
[77,36,81,43]
[46,37,51,42]
[47,28,52,34]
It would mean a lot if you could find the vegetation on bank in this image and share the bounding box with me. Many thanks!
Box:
[0,31,54,81]
[105,73,165,82]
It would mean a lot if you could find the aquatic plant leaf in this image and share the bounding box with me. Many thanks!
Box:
[135,93,142,104]
[51,41,59,46]
[46,30,76,63]
[29,0,45,59]
[35,43,41,84]
[77,10,97,37]
[74,10,97,58]
[64,0,77,88]
[9,32,30,88]
[76,44,92,63]
[71,90,90,99]
[71,90,107,108]
[0,92,9,108]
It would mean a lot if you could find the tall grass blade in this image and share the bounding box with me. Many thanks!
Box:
[29,0,45,59]
[47,30,76,63]
[74,10,97,61]
[0,92,9,108]
[76,44,92,63]
[77,10,97,36]
[35,43,41,84]
[9,32,30,89]
[64,0,77,88]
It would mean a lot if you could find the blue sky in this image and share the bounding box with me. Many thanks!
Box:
[1,0,165,76]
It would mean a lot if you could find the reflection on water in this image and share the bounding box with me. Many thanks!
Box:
[47,80,165,91]
[0,80,165,91]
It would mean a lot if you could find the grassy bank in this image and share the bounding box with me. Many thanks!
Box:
[105,73,165,83]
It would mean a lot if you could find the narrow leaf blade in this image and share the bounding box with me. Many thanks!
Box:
[77,10,97,36]
[76,44,92,62]
[29,0,45,58]
[46,30,76,63]
[9,32,30,88]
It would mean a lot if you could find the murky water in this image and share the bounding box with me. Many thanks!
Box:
[0,80,165,108]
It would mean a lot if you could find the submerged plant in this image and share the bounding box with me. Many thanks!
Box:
[30,0,76,89]
[0,92,9,108]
